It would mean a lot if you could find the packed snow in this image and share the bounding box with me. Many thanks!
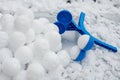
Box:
[0,0,120,80]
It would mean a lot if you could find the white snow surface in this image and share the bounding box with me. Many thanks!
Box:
[0,0,120,80]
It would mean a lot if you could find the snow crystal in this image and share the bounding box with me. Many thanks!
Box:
[2,58,21,77]
[15,46,33,65]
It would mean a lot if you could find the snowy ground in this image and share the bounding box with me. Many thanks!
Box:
[0,0,120,80]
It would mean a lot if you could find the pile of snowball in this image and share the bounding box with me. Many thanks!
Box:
[0,8,88,80]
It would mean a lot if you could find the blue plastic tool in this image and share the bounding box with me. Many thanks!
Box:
[54,10,117,61]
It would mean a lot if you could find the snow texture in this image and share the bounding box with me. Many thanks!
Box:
[0,0,120,80]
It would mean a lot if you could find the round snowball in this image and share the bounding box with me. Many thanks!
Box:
[45,31,62,52]
[1,14,14,34]
[38,18,49,24]
[14,15,32,33]
[2,58,21,77]
[0,48,12,63]
[70,45,80,60]
[15,46,33,65]
[0,73,11,80]
[42,51,61,72]
[77,35,90,49]
[32,20,45,34]
[8,31,26,51]
[44,23,59,33]
[0,31,9,49]
[13,70,27,80]
[25,29,35,44]
[15,8,34,21]
[26,62,45,80]
[33,38,50,60]
[57,50,71,67]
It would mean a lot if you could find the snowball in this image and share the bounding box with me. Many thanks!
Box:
[62,31,77,42]
[57,50,71,67]
[0,31,9,48]
[42,51,61,72]
[70,45,80,60]
[45,31,62,52]
[8,31,26,51]
[13,70,27,80]
[25,28,35,44]
[0,73,11,80]
[0,63,2,72]
[26,62,45,80]
[44,23,59,33]
[2,58,21,77]
[33,38,50,60]
[32,19,45,34]
[15,46,33,65]
[77,35,90,49]
[0,14,14,34]
[14,15,32,33]
[15,8,34,21]
[0,24,2,30]
[38,18,49,24]
[0,48,12,63]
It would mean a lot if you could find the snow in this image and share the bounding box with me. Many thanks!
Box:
[0,0,120,80]
[42,51,61,72]
[45,31,62,52]
[33,38,50,61]
[14,15,32,33]
[26,62,46,80]
[15,46,33,65]
[0,48,12,63]
[0,31,9,49]
[0,14,14,34]
[2,58,21,77]
[8,31,26,51]
[25,28,35,44]
[57,50,71,67]
[0,73,11,80]
[13,70,27,80]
